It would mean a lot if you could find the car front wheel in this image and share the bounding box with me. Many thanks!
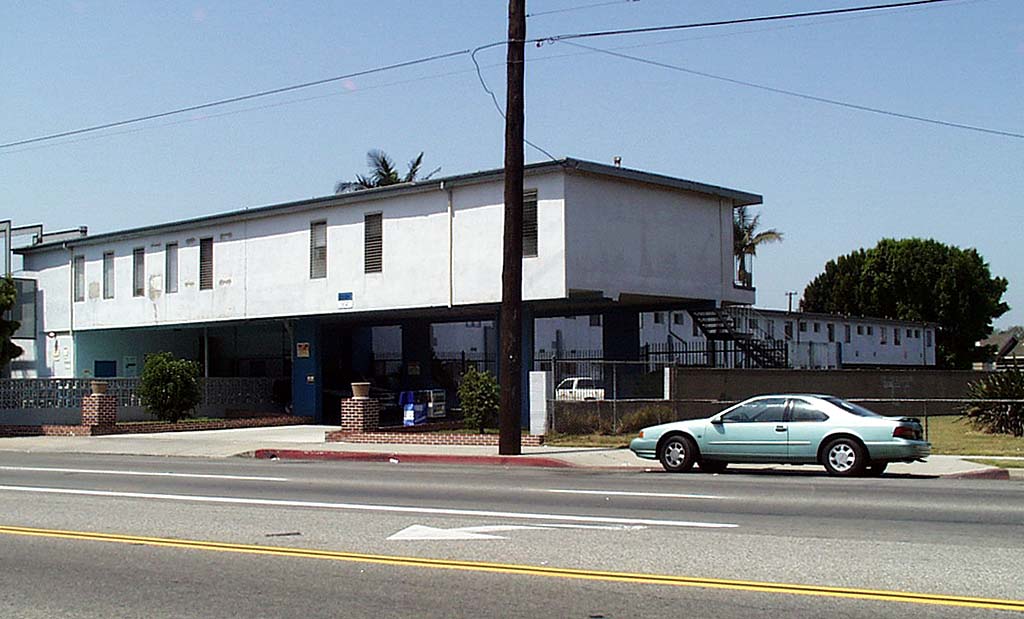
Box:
[659,435,697,473]
[822,438,867,477]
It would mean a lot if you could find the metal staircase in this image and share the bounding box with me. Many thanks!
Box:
[688,308,788,368]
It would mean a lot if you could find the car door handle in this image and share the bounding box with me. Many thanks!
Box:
[775,425,787,432]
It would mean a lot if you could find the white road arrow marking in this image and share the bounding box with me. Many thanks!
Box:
[387,523,645,541]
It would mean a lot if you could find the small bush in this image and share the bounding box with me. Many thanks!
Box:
[457,367,499,433]
[619,406,674,434]
[962,370,1024,437]
[138,352,202,423]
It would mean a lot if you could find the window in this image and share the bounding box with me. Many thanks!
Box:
[102,252,114,299]
[199,237,213,290]
[867,326,874,336]
[799,321,807,332]
[844,324,851,343]
[813,322,820,333]
[880,326,887,345]
[790,400,829,422]
[523,189,538,258]
[825,397,883,418]
[692,317,700,337]
[827,323,835,342]
[894,327,901,346]
[784,321,793,339]
[132,248,145,297]
[653,312,664,324]
[914,329,920,339]
[589,315,601,327]
[364,213,382,273]
[857,325,864,335]
[926,330,933,348]
[721,398,787,423]
[310,221,327,279]
[673,313,685,326]
[73,255,85,302]
[165,243,178,293]
[906,328,912,338]
[767,320,775,339]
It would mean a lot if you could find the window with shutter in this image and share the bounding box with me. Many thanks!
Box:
[523,190,538,258]
[364,213,382,273]
[310,221,327,279]
[73,255,85,302]
[165,243,178,293]
[102,252,114,299]
[199,237,213,290]
[132,248,145,297]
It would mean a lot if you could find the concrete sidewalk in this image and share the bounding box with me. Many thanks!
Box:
[0,425,1014,479]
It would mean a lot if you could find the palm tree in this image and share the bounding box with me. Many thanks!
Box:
[733,205,783,287]
[335,150,439,194]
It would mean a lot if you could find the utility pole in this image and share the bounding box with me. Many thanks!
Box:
[498,0,525,455]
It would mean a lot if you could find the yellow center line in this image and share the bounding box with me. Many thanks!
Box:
[1,524,1021,612]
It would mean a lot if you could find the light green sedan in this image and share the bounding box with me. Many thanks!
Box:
[629,394,931,476]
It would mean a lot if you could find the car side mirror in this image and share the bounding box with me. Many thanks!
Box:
[711,418,724,425]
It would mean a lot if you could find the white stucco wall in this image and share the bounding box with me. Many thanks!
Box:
[563,172,753,305]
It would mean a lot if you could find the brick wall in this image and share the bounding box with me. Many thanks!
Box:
[326,430,544,447]
[0,416,313,437]
[81,394,117,427]
[340,398,380,433]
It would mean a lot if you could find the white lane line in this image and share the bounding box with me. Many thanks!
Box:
[547,489,726,500]
[0,466,288,482]
[0,485,737,529]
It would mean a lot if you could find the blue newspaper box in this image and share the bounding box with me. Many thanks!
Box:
[401,391,427,426]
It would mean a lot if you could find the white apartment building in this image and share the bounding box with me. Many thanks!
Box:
[9,158,761,422]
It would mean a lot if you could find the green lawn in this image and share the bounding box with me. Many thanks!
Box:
[545,416,1024,457]
[924,416,1024,456]
[965,458,1024,469]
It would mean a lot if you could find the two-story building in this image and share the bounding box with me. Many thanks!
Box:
[10,158,761,422]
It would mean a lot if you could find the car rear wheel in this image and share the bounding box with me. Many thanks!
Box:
[822,438,867,477]
[658,435,697,473]
[700,459,728,474]
[865,461,888,476]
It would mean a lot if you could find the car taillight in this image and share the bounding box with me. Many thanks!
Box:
[893,425,918,440]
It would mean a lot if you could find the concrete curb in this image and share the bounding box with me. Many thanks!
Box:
[248,449,576,468]
[941,467,1011,480]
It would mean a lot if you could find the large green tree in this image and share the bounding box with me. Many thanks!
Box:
[802,238,1009,368]
[335,150,438,194]
[0,276,24,370]
[733,205,783,287]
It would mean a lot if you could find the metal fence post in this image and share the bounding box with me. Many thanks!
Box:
[612,363,618,433]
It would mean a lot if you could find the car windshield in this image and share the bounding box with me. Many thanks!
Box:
[824,397,884,418]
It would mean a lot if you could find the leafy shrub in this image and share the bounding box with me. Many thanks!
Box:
[457,367,499,433]
[138,352,202,423]
[962,370,1024,437]
[619,406,674,434]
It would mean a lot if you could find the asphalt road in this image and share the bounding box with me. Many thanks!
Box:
[0,452,1021,618]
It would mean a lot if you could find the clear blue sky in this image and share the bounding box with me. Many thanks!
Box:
[2,0,1021,327]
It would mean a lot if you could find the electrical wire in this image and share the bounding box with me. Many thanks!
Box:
[527,0,639,19]
[0,49,471,149]
[558,40,1024,139]
[532,0,958,44]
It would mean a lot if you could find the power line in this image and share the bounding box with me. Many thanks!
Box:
[560,40,1024,139]
[533,0,958,44]
[0,49,471,149]
[527,0,639,19]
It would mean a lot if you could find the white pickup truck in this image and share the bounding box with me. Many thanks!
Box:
[554,376,605,401]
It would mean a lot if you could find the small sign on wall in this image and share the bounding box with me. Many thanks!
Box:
[338,292,354,309]
[124,356,138,377]
[296,342,311,358]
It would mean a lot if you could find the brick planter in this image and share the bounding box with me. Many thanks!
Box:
[0,415,313,438]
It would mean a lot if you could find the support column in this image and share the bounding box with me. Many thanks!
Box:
[291,318,322,421]
[602,308,641,399]
[496,307,535,429]
[81,392,116,434]
[401,320,433,390]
